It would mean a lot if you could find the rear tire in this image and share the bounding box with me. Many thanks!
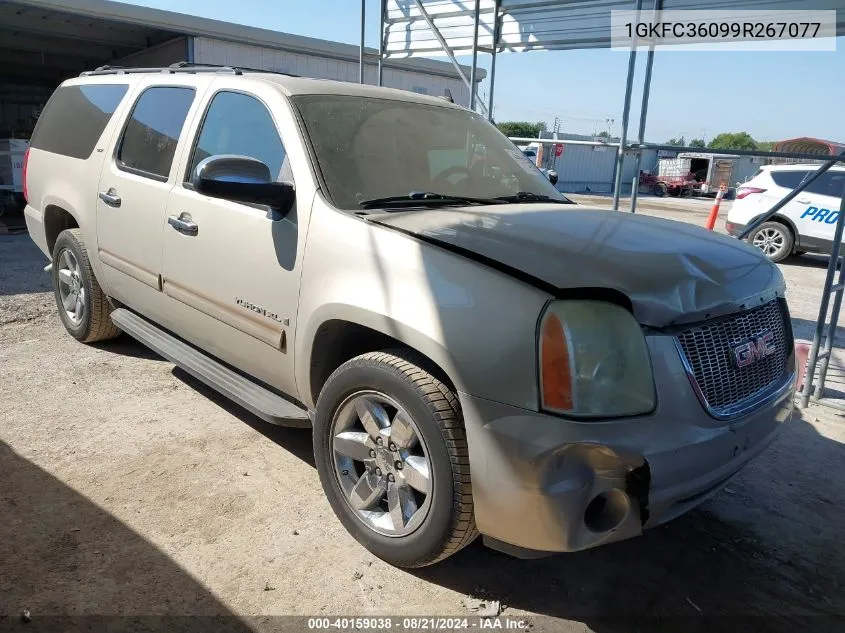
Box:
[51,228,120,342]
[653,183,667,197]
[313,350,477,568]
[746,221,794,263]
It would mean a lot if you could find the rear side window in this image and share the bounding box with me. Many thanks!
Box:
[186,91,287,182]
[771,170,811,190]
[806,171,845,198]
[29,84,128,159]
[117,87,195,181]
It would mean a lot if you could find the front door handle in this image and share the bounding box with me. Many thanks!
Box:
[796,198,811,204]
[98,189,121,207]
[167,214,198,236]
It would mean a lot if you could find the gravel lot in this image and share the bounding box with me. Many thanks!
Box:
[2,201,844,632]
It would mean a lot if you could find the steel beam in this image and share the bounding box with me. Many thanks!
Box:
[378,0,387,86]
[469,0,481,110]
[410,0,488,116]
[629,0,661,214]
[611,0,643,211]
[800,182,845,408]
[487,0,502,121]
[637,143,845,164]
[359,0,366,84]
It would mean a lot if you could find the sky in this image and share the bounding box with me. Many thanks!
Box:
[121,0,845,144]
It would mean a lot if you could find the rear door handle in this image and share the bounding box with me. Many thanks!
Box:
[167,214,198,236]
[98,189,121,207]
[796,198,811,204]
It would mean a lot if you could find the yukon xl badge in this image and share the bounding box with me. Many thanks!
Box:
[731,332,776,368]
[235,297,284,324]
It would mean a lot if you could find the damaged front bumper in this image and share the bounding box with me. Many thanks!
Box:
[459,335,794,557]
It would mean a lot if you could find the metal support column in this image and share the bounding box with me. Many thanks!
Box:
[469,0,481,110]
[611,0,643,211]
[629,0,661,214]
[359,0,366,84]
[800,182,845,408]
[487,0,501,121]
[378,0,386,86]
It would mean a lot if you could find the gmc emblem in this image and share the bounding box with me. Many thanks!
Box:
[731,332,776,368]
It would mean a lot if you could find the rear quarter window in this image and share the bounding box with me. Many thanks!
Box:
[29,84,129,160]
[806,171,845,198]
[771,170,811,190]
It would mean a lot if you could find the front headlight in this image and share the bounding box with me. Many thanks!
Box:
[539,300,655,418]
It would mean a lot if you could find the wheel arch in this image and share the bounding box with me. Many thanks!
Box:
[300,306,461,410]
[44,204,80,256]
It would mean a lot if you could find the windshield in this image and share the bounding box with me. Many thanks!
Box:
[292,94,567,209]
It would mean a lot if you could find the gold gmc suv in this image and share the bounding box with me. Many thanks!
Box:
[23,64,795,568]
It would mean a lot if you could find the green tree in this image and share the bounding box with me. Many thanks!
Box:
[689,138,706,148]
[757,140,776,152]
[596,130,611,139]
[666,136,686,146]
[708,132,758,151]
[496,121,547,139]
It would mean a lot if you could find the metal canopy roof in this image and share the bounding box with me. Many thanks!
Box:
[384,0,845,57]
[3,0,482,82]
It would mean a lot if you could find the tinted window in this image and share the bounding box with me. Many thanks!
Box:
[30,84,128,159]
[771,170,810,190]
[187,91,287,182]
[806,171,845,198]
[118,87,195,180]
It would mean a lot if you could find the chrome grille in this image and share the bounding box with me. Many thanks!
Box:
[676,300,792,416]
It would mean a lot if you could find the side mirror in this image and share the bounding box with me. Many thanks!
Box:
[193,154,294,215]
[547,170,559,186]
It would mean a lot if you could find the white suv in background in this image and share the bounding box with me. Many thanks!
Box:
[727,164,845,262]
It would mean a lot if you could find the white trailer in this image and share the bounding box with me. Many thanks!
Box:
[656,152,741,197]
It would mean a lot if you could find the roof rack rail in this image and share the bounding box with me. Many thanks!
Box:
[80,64,242,77]
[80,62,300,78]
[168,61,299,77]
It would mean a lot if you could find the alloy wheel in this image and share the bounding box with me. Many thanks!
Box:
[752,227,787,259]
[57,249,85,325]
[330,391,432,537]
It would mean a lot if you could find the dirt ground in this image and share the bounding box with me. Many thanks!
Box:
[1,201,844,632]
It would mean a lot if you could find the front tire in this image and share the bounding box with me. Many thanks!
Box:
[313,351,477,568]
[51,228,120,342]
[746,221,794,263]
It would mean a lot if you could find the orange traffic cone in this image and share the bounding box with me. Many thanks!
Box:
[705,184,727,231]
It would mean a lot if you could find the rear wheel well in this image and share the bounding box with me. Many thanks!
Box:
[309,320,455,405]
[44,206,79,256]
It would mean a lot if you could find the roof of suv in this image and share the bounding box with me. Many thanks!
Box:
[73,65,466,110]
[247,72,464,107]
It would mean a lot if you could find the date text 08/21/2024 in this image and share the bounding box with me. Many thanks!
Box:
[306,617,530,630]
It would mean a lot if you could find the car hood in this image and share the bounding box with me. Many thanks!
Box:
[368,205,785,328]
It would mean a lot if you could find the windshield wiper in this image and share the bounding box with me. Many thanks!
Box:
[358,191,505,210]
[495,192,572,204]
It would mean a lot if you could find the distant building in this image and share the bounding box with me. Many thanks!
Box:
[772,137,845,164]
